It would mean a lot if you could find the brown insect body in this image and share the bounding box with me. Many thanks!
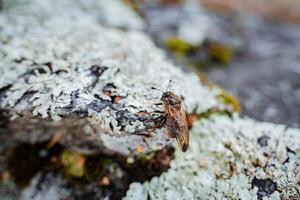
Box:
[161,91,189,152]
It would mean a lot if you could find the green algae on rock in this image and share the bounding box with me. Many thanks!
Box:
[125,115,300,200]
[208,42,233,65]
[61,151,85,178]
[165,37,193,57]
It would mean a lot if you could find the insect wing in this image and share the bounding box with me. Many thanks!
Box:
[167,104,189,152]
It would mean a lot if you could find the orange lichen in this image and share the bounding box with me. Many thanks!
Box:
[187,113,198,129]
[113,95,123,103]
[136,145,145,153]
[100,176,110,186]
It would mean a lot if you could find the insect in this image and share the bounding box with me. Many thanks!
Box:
[152,83,189,152]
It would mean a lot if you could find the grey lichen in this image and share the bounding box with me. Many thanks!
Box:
[125,115,300,200]
[0,0,221,115]
[21,173,70,200]
[0,0,229,156]
[1,0,144,30]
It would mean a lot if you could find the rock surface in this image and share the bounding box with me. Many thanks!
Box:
[125,115,300,200]
[0,0,223,155]
[0,0,299,200]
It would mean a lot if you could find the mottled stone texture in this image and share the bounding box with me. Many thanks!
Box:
[126,115,300,200]
[0,0,221,155]
[0,1,299,200]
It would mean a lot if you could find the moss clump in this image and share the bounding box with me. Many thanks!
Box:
[165,38,232,68]
[197,90,240,120]
[197,107,225,119]
[61,151,85,178]
[129,153,155,166]
[209,42,233,65]
[84,157,116,183]
[165,37,192,57]
[217,90,241,113]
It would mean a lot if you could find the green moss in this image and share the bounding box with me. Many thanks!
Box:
[61,151,85,178]
[190,62,202,70]
[198,108,229,119]
[217,90,241,113]
[84,157,115,182]
[125,152,155,167]
[165,39,232,70]
[197,90,240,120]
[165,37,192,57]
[209,42,233,65]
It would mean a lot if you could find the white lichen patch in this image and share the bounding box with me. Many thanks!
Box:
[125,115,300,200]
[89,107,122,134]
[0,0,221,134]
[21,173,70,200]
[1,0,144,30]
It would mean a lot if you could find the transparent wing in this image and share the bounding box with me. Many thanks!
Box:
[167,104,189,152]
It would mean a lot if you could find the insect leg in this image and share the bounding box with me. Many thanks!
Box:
[136,130,155,137]
[151,110,164,114]
[151,87,164,93]
[155,112,167,127]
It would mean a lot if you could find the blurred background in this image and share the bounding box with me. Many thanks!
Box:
[132,0,300,128]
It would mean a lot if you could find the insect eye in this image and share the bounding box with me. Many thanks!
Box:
[169,99,176,105]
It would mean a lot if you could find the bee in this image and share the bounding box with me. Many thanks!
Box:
[152,84,189,152]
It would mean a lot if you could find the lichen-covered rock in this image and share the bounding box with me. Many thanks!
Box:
[1,0,144,30]
[125,115,300,200]
[0,0,224,155]
[2,1,298,200]
[21,173,70,200]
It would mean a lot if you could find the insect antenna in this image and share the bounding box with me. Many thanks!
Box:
[166,80,172,91]
[151,87,164,93]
